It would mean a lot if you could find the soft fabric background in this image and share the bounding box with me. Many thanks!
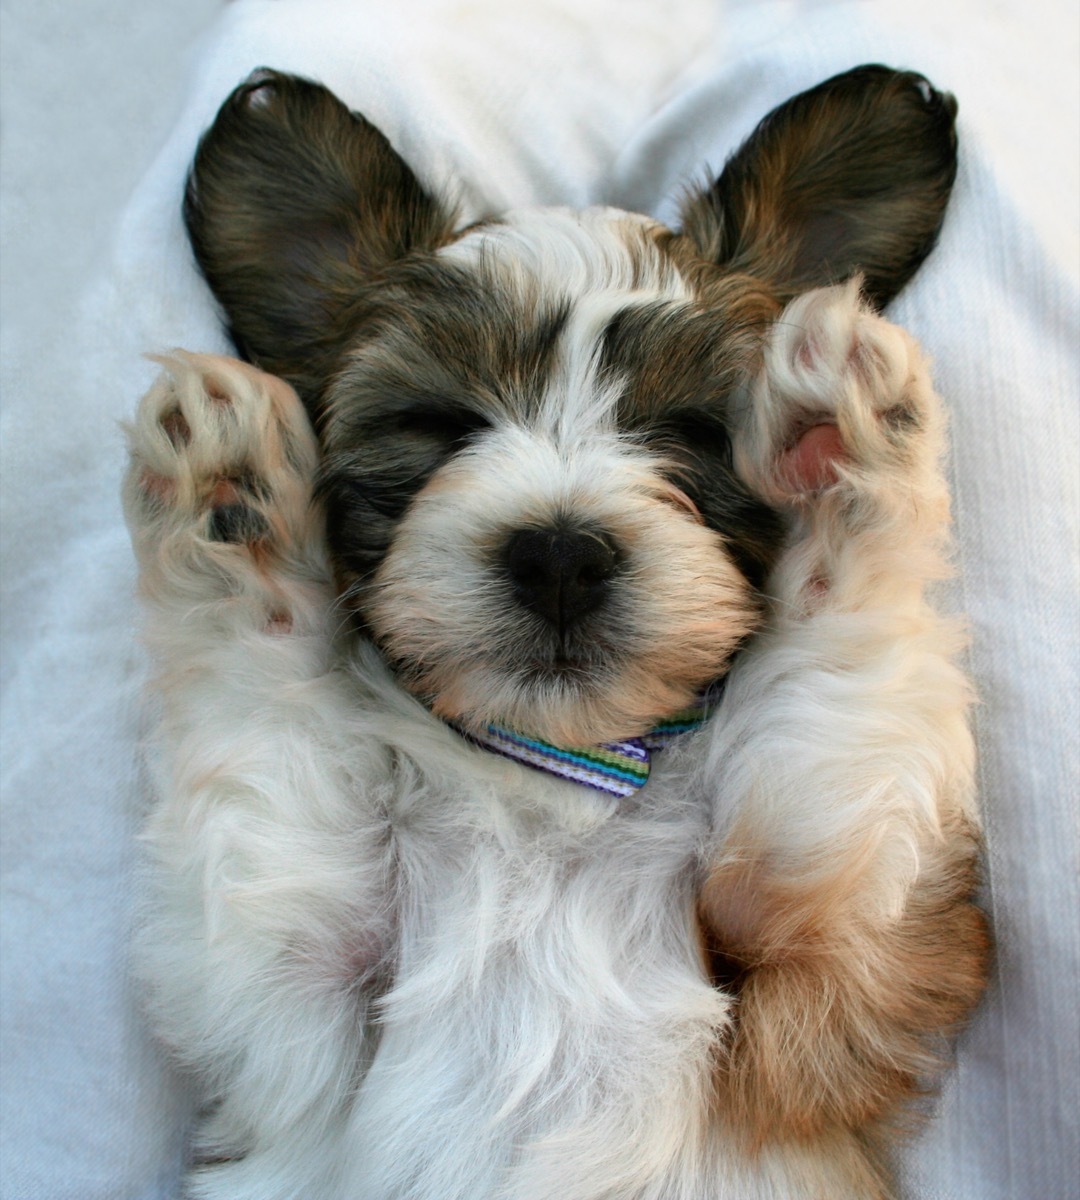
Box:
[2,1,1077,1197]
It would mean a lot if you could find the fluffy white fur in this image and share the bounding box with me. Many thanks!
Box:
[125,270,980,1198]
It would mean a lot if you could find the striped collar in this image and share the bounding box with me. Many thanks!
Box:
[453,692,716,799]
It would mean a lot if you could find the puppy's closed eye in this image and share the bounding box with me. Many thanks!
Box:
[394,404,491,447]
[641,410,736,514]
[658,412,735,471]
[656,483,704,524]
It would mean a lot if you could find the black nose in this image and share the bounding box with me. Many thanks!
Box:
[505,525,619,630]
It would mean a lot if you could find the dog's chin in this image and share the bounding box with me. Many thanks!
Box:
[401,653,715,747]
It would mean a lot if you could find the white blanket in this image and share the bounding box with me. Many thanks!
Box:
[2,2,1076,1196]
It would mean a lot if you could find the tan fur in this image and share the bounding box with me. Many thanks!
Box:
[700,817,989,1145]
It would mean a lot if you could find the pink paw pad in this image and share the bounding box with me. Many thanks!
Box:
[778,424,848,491]
[203,379,232,406]
[207,501,270,546]
[160,409,190,447]
[265,609,293,635]
[139,469,175,503]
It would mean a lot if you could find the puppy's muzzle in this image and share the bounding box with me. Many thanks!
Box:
[504,524,619,633]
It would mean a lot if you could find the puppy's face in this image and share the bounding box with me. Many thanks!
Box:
[184,66,957,741]
[321,210,780,740]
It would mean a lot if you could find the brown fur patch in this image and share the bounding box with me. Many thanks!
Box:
[679,65,958,309]
[699,820,990,1147]
[184,70,459,410]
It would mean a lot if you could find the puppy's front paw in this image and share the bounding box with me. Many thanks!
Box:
[123,353,321,611]
[740,281,945,514]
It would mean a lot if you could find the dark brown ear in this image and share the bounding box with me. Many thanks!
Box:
[679,65,958,308]
[184,69,457,409]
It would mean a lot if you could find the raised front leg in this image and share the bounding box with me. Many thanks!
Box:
[124,354,394,1200]
[699,283,989,1161]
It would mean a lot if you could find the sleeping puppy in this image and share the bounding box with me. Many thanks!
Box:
[124,65,989,1199]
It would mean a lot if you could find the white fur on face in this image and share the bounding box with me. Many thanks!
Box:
[365,210,760,743]
[369,423,758,744]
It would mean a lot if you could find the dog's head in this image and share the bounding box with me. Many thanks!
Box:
[184,66,956,743]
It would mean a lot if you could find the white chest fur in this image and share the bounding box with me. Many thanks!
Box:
[347,729,725,1197]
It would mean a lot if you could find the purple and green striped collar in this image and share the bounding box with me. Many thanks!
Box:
[453,691,718,799]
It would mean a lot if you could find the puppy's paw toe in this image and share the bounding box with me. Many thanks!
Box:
[124,353,319,585]
[743,282,942,502]
[207,500,271,547]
